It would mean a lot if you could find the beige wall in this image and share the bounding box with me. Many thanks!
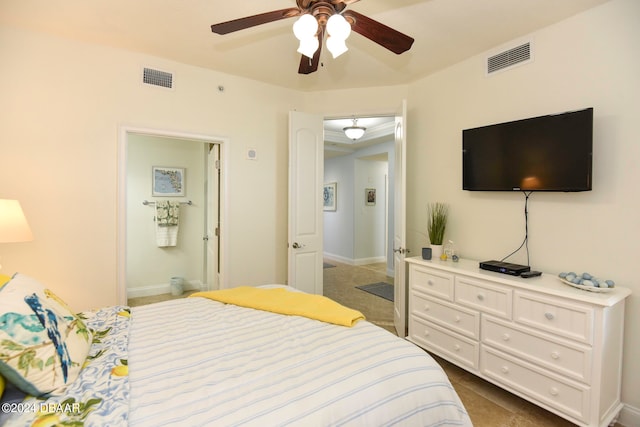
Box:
[402,0,640,419]
[305,0,640,419]
[1,0,638,421]
[0,24,303,310]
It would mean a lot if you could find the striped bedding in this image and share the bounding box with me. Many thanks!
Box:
[128,295,471,426]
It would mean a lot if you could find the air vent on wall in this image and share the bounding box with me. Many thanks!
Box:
[142,67,174,89]
[486,41,532,74]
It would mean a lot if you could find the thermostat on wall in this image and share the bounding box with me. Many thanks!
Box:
[247,148,258,160]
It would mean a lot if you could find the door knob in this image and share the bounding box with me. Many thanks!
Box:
[292,242,305,249]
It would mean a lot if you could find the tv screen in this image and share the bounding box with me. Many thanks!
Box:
[462,108,593,192]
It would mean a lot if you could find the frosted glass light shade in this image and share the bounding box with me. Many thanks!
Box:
[326,14,351,40]
[293,14,318,40]
[0,199,33,243]
[344,127,365,140]
[297,36,319,58]
[326,36,348,58]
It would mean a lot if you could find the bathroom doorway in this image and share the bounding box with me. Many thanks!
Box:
[117,127,226,305]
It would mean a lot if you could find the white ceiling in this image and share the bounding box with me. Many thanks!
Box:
[0,0,610,92]
[324,116,395,159]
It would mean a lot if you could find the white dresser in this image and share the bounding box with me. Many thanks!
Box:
[406,257,631,427]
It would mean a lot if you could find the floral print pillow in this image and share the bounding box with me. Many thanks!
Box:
[0,274,92,396]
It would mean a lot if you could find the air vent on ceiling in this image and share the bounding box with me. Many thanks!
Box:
[486,41,532,75]
[142,67,174,89]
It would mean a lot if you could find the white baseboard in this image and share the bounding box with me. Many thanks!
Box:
[323,253,354,265]
[619,403,640,427]
[354,256,386,266]
[323,253,386,266]
[127,280,203,299]
[324,253,394,277]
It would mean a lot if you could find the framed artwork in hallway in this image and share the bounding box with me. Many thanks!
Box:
[323,182,336,211]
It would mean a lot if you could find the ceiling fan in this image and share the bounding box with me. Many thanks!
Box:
[210,0,414,75]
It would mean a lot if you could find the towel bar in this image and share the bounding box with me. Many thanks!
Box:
[143,200,192,206]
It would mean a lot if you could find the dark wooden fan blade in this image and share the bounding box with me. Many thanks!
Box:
[211,8,300,35]
[298,32,323,74]
[343,10,414,54]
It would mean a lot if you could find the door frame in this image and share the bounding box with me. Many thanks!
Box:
[116,125,229,305]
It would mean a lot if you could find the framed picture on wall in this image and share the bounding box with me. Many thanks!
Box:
[323,182,337,211]
[152,166,185,196]
[366,188,376,206]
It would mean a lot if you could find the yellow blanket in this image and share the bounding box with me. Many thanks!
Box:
[190,286,365,327]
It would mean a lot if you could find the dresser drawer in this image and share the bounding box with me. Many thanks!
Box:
[409,315,478,371]
[410,265,454,301]
[455,276,512,319]
[482,347,590,424]
[482,316,592,383]
[411,292,479,339]
[514,291,594,344]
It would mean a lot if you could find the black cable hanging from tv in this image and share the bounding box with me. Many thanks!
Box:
[500,191,533,266]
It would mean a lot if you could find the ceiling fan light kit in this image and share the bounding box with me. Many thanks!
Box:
[210,0,415,75]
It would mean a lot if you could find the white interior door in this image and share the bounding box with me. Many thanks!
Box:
[206,143,220,291]
[393,100,408,337]
[288,111,324,294]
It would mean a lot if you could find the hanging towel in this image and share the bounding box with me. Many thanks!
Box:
[155,201,180,247]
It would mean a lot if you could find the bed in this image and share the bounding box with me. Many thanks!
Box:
[1,274,471,426]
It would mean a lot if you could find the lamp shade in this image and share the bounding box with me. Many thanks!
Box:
[0,199,34,243]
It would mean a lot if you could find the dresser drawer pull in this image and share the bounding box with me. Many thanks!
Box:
[550,351,560,360]
[427,279,435,286]
[501,366,510,374]
[549,387,559,396]
[424,330,430,337]
[544,312,555,320]
[454,315,461,323]
[477,294,485,301]
[502,333,510,341]
[454,344,461,352]
[424,304,430,311]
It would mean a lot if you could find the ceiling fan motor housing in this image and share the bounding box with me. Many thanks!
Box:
[298,1,347,27]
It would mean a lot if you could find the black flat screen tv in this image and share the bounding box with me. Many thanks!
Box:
[462,108,593,192]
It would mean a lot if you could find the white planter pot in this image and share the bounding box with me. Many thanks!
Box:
[431,244,444,260]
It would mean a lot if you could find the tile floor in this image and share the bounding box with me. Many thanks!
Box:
[127,261,622,427]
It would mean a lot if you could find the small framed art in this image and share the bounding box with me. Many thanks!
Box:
[152,166,185,197]
[365,188,376,206]
[323,182,337,211]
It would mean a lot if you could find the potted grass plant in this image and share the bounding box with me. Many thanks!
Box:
[427,202,449,259]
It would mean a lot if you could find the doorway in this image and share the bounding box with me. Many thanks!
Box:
[322,115,396,276]
[116,127,227,306]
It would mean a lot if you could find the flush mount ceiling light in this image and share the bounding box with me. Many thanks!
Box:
[210,0,414,75]
[343,118,366,140]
